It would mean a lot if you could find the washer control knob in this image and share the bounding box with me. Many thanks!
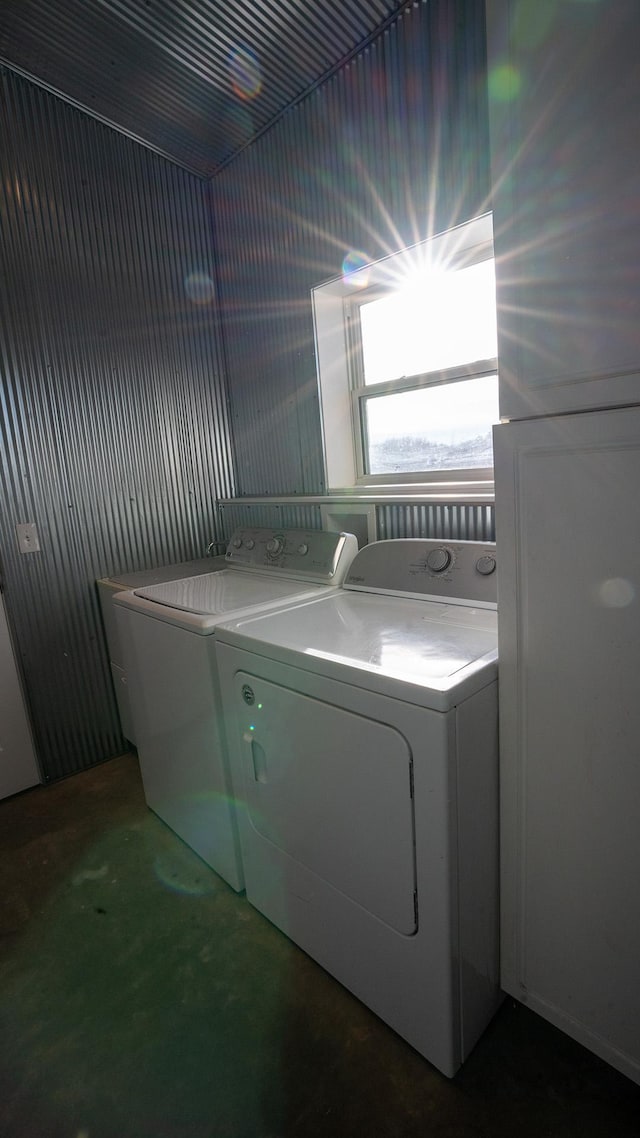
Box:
[245,538,255,550]
[476,554,497,576]
[297,543,309,556]
[266,537,284,555]
[426,547,451,573]
[232,537,243,549]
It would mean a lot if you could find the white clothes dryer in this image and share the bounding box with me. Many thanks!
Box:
[113,528,357,891]
[215,539,501,1077]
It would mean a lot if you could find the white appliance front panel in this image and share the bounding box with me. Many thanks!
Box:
[218,640,501,1077]
[217,591,497,711]
[113,541,354,885]
[0,593,40,799]
[97,556,226,745]
[494,408,640,1086]
[116,604,243,891]
[235,671,417,934]
[98,557,224,662]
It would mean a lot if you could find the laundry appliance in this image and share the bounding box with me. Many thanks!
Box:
[215,538,501,1077]
[113,528,358,891]
[97,555,224,744]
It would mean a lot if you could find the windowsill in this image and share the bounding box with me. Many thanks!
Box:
[218,481,495,506]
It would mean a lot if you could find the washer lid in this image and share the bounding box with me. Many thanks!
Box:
[98,555,225,590]
[216,590,498,711]
[135,569,322,614]
[114,570,333,633]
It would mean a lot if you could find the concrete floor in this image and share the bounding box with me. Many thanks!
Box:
[1,753,639,1138]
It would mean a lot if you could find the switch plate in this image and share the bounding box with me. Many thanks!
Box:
[16,523,40,554]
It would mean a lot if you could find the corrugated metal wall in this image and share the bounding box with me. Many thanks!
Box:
[209,0,490,499]
[0,68,234,781]
[1,0,491,783]
[376,502,495,542]
[219,500,495,543]
[1,0,416,177]
[218,502,322,534]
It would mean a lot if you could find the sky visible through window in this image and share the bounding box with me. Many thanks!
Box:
[364,375,499,473]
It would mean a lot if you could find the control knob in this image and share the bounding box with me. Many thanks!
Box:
[245,538,255,550]
[266,536,284,555]
[476,555,497,576]
[232,536,243,549]
[297,543,309,556]
[426,547,451,573]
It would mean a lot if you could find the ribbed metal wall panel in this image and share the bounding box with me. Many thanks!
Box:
[210,0,490,498]
[218,500,495,543]
[376,503,496,543]
[1,0,415,177]
[218,502,322,534]
[0,70,234,781]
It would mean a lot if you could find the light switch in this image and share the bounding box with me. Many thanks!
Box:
[16,523,40,554]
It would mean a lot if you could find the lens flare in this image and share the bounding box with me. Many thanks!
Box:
[153,852,216,897]
[599,578,635,609]
[151,792,242,895]
[488,63,522,103]
[342,250,371,287]
[228,46,262,100]
[185,272,215,305]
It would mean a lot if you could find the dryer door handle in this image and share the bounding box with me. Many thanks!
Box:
[250,738,268,784]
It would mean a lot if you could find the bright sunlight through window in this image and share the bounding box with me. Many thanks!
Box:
[313,213,498,489]
[359,260,497,384]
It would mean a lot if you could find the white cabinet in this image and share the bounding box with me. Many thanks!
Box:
[0,593,39,799]
[487,1,640,419]
[493,407,640,1086]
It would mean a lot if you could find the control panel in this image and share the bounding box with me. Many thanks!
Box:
[224,528,358,584]
[343,539,498,608]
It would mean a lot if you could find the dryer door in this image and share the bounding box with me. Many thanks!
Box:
[234,671,417,935]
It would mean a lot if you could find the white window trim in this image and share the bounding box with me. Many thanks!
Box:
[312,212,496,493]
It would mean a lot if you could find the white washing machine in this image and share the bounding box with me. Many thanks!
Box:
[97,555,225,744]
[113,528,358,891]
[215,539,501,1077]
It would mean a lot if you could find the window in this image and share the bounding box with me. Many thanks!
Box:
[312,214,498,490]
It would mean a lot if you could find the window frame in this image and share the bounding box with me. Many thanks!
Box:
[312,213,497,492]
[352,361,500,486]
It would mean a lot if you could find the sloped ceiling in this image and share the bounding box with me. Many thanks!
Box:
[0,0,415,178]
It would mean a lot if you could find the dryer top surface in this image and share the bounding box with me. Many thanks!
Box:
[216,589,498,710]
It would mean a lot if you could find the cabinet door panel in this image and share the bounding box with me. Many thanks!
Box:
[487,1,640,418]
[494,408,640,1086]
